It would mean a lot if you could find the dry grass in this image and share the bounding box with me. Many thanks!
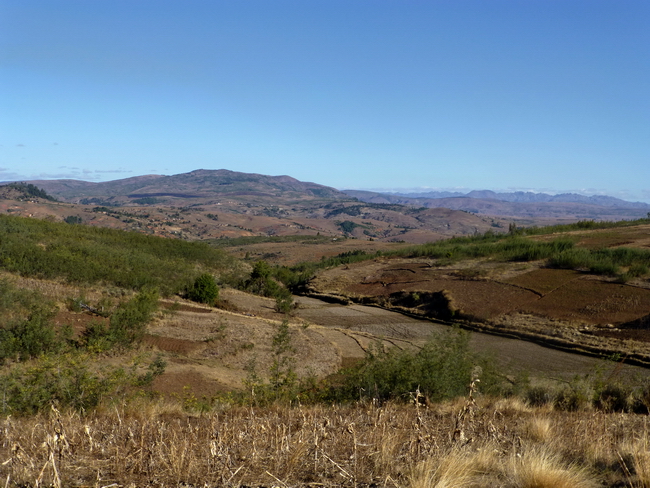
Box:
[1,397,649,487]
[508,447,598,488]
[522,416,554,444]
[409,449,486,488]
[618,420,650,488]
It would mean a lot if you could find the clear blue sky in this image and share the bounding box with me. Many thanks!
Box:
[1,1,649,201]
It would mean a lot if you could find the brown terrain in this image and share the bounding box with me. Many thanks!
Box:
[40,280,650,399]
[27,214,650,397]
[12,168,643,244]
[3,171,650,398]
[306,225,650,369]
[0,189,506,244]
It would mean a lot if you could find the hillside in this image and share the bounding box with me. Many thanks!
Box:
[3,213,650,487]
[2,212,650,398]
[306,220,650,367]
[28,169,348,205]
[1,170,507,244]
[5,170,647,247]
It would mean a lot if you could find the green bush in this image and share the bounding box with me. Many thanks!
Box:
[0,214,241,295]
[554,387,589,412]
[0,312,58,362]
[0,352,165,415]
[525,386,554,407]
[274,293,295,314]
[106,288,159,348]
[244,260,296,312]
[243,320,300,405]
[0,353,119,414]
[187,273,219,304]
[336,328,499,403]
[594,383,632,413]
[0,280,66,364]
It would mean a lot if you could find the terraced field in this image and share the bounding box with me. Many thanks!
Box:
[307,253,650,366]
[121,287,650,398]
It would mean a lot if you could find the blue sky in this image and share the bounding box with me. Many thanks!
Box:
[1,1,649,201]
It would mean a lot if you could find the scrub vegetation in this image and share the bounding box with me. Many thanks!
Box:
[1,213,650,486]
[0,214,243,295]
[249,218,650,295]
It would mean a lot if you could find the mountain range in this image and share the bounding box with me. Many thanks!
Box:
[343,189,650,221]
[1,169,648,241]
[381,189,650,208]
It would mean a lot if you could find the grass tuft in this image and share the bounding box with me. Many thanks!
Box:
[509,447,598,488]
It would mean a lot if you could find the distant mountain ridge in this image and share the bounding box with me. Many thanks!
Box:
[343,189,650,221]
[384,190,650,209]
[4,169,503,243]
[13,169,649,222]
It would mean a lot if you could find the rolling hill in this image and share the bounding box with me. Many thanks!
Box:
[27,169,348,205]
[0,169,505,244]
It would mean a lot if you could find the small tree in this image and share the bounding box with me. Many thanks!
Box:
[109,288,159,347]
[269,319,297,395]
[188,273,219,304]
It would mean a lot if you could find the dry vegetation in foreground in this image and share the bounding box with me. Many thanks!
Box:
[2,395,650,488]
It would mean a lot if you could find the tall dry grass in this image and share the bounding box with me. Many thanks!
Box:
[508,447,597,488]
[1,396,648,487]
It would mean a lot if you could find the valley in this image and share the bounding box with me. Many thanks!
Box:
[3,172,650,487]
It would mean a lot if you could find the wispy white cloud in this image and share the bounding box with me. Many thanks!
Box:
[33,171,85,180]
[95,169,131,174]
[0,169,26,182]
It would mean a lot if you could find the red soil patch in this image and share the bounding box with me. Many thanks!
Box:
[143,335,203,354]
[503,268,583,295]
[342,262,650,326]
[523,278,650,325]
[346,264,540,320]
[151,368,226,396]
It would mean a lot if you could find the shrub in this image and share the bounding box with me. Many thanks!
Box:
[594,383,632,413]
[0,280,65,364]
[0,352,165,415]
[244,260,295,312]
[554,387,589,412]
[525,386,554,407]
[274,293,295,314]
[337,328,499,403]
[0,214,241,296]
[107,288,159,348]
[243,320,299,405]
[187,273,219,304]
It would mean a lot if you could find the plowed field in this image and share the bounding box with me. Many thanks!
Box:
[308,257,650,363]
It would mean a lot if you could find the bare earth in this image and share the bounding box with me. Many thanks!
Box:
[307,251,650,369]
[131,287,650,397]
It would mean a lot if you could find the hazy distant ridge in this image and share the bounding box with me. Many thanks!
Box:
[387,190,650,209]
[343,189,650,221]
[15,169,650,222]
